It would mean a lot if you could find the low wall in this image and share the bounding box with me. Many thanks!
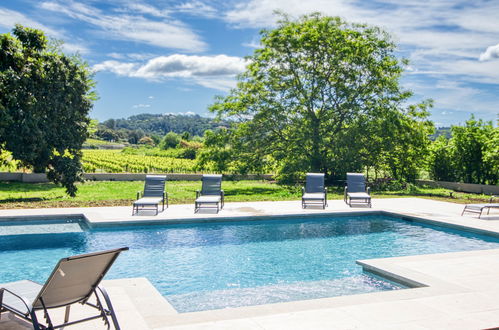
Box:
[0,172,273,183]
[416,179,499,195]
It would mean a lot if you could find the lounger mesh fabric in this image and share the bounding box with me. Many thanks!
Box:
[346,173,366,193]
[305,173,325,193]
[201,175,222,195]
[143,175,166,198]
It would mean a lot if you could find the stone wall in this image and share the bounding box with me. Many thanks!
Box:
[416,179,499,195]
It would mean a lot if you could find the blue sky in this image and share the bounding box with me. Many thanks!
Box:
[1,0,498,126]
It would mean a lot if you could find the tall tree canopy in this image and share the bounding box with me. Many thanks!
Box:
[208,13,433,181]
[0,25,96,196]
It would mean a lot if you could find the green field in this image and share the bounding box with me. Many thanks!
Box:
[0,180,492,209]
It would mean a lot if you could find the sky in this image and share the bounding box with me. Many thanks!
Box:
[0,0,498,127]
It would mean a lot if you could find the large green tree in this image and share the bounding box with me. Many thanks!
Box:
[208,13,432,181]
[0,25,96,196]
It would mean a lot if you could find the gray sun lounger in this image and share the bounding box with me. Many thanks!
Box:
[133,175,168,215]
[344,173,371,207]
[0,247,128,330]
[462,196,499,218]
[302,173,327,209]
[195,174,224,213]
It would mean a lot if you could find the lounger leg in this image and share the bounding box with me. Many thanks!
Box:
[29,310,42,330]
[98,287,120,330]
[63,305,71,323]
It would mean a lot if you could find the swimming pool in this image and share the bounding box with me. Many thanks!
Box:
[2,214,499,312]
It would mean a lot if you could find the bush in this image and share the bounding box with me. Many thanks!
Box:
[159,132,180,149]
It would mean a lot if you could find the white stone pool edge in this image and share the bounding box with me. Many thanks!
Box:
[1,198,499,329]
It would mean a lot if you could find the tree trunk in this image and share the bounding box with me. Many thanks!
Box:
[310,116,322,172]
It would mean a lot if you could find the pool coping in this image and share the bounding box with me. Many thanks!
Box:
[2,198,499,329]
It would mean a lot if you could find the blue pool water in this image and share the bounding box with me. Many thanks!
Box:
[2,215,499,312]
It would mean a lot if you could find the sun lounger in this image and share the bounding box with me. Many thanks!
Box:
[344,173,371,207]
[302,173,327,209]
[462,196,499,218]
[133,175,168,215]
[195,174,224,213]
[0,247,128,330]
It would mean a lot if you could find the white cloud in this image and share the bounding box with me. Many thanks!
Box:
[107,52,157,61]
[132,104,151,109]
[40,1,207,52]
[406,76,499,117]
[0,8,90,55]
[0,8,62,37]
[175,1,218,18]
[479,44,499,62]
[93,60,138,76]
[125,3,170,18]
[93,54,247,91]
[135,54,246,78]
[60,42,89,55]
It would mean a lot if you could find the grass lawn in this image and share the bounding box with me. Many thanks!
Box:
[0,180,494,209]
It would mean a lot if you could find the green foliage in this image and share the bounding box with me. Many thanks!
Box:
[160,131,181,149]
[427,116,498,185]
[428,136,456,182]
[82,150,197,173]
[451,116,497,184]
[208,13,432,182]
[102,113,229,137]
[0,25,96,196]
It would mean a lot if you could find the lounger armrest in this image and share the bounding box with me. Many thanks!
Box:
[196,190,201,199]
[367,187,371,195]
[0,287,32,314]
[344,186,348,201]
[136,191,141,200]
[324,187,327,200]
[302,187,305,196]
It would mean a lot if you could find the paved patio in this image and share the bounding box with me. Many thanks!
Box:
[1,198,499,329]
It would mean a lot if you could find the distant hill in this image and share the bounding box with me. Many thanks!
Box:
[431,127,451,140]
[102,113,230,137]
